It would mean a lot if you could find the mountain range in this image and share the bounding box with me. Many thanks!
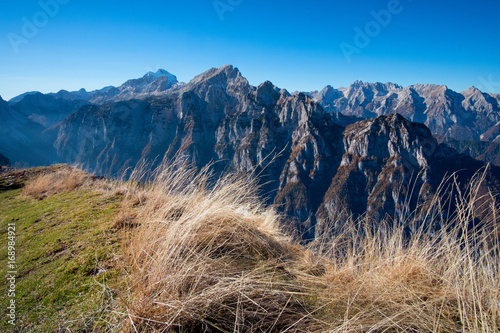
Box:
[308,82,500,141]
[1,65,500,238]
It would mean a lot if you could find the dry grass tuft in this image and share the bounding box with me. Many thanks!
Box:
[118,160,320,332]
[23,164,97,199]
[112,161,499,332]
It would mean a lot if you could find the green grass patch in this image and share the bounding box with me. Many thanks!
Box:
[0,186,126,332]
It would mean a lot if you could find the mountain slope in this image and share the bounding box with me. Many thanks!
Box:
[0,153,9,166]
[438,136,500,167]
[0,166,125,331]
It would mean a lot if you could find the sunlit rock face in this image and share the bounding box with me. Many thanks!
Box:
[310,82,500,142]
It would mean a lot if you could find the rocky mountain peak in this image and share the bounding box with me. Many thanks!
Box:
[317,85,342,99]
[461,86,499,115]
[351,80,364,89]
[123,69,178,88]
[320,85,335,95]
[307,80,500,141]
[255,81,281,106]
[410,83,446,95]
[385,82,403,90]
[89,69,180,104]
[143,69,178,84]
[295,91,311,101]
[184,65,252,100]
[344,113,436,163]
[462,86,482,96]
[191,65,243,85]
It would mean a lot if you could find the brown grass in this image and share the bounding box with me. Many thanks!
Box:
[22,164,97,199]
[109,160,499,332]
[309,170,500,332]
[116,161,500,332]
[117,161,321,332]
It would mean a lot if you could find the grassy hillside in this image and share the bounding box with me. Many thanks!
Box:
[1,163,499,332]
[0,166,128,331]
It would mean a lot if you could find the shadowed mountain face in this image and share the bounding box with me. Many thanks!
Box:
[309,82,500,142]
[46,66,500,238]
[0,95,56,166]
[438,137,500,167]
[10,92,89,128]
[0,153,9,166]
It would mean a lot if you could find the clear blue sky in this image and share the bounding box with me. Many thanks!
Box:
[1,0,499,100]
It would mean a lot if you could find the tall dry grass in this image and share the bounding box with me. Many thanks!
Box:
[119,160,321,332]
[115,161,499,332]
[310,170,500,332]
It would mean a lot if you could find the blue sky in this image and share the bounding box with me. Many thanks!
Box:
[1,0,499,100]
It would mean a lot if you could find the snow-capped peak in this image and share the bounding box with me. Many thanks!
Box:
[143,69,178,83]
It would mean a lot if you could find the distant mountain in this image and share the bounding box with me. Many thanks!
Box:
[8,91,40,104]
[3,69,183,162]
[8,69,182,107]
[437,136,500,167]
[10,92,88,128]
[309,82,500,141]
[0,153,9,166]
[48,88,95,101]
[0,96,56,166]
[89,69,182,104]
[9,89,96,105]
[46,66,500,238]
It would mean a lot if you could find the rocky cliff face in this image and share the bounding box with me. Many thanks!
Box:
[310,82,500,142]
[3,66,500,238]
[49,66,500,238]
